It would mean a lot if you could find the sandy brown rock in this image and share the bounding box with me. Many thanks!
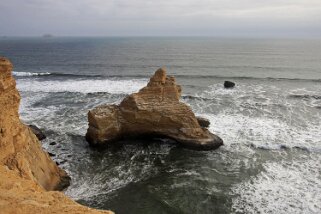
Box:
[0,165,112,214]
[0,57,112,214]
[86,67,223,150]
[0,57,67,191]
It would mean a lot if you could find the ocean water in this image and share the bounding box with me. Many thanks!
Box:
[1,37,321,214]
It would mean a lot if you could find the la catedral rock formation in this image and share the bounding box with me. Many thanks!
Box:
[86,67,223,150]
[0,57,112,214]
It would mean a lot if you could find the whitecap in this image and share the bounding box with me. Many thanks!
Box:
[197,113,321,152]
[13,71,51,76]
[232,158,321,214]
[16,78,147,94]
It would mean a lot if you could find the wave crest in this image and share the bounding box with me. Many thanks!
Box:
[16,78,147,94]
[13,71,51,76]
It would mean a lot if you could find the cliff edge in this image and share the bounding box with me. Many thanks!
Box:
[0,57,112,213]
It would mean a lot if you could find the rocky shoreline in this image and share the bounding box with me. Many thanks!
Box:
[0,57,113,214]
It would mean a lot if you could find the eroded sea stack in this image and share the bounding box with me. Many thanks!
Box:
[0,57,112,214]
[86,67,223,150]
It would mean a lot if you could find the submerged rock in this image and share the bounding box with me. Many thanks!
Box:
[48,152,56,157]
[28,124,46,140]
[196,116,210,128]
[86,67,223,150]
[224,81,235,88]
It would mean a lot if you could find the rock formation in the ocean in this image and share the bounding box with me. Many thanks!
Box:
[0,57,112,214]
[224,80,235,88]
[86,67,223,150]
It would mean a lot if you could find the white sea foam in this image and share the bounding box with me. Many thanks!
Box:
[193,82,321,151]
[232,158,321,214]
[65,170,136,200]
[16,78,147,94]
[201,83,271,98]
[198,113,321,151]
[13,71,51,76]
[19,92,48,115]
[65,150,160,200]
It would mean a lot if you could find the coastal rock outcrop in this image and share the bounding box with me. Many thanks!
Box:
[29,124,47,140]
[224,80,235,88]
[86,67,223,150]
[0,57,112,214]
[0,57,67,191]
[196,116,210,128]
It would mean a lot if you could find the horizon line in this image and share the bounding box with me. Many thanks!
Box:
[1,35,321,40]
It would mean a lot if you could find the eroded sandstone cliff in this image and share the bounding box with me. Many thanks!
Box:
[0,57,112,214]
[0,57,68,191]
[86,67,223,150]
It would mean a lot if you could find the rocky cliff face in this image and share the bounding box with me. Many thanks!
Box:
[0,57,112,214]
[86,67,223,150]
[0,57,68,191]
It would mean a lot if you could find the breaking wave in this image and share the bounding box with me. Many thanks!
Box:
[13,71,51,76]
[16,78,147,94]
[232,158,321,214]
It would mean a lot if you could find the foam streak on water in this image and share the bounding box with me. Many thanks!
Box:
[16,78,147,94]
[200,113,321,151]
[13,71,51,76]
[232,157,321,214]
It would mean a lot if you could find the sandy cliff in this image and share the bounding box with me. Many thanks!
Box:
[0,57,112,214]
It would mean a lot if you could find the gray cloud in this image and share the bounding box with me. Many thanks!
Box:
[0,0,320,37]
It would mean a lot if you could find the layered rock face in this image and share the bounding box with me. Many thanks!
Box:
[0,57,67,191]
[86,68,223,150]
[0,166,112,214]
[0,57,112,214]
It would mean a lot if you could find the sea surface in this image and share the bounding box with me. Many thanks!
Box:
[1,37,321,214]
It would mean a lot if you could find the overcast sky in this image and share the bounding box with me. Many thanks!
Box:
[1,0,321,37]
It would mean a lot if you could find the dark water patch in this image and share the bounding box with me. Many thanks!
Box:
[293,146,310,152]
[250,143,312,153]
[176,75,321,83]
[86,92,127,97]
[81,178,231,214]
[73,144,271,214]
[182,95,214,101]
[30,91,125,108]
[77,181,183,214]
[288,94,321,100]
[89,138,178,154]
